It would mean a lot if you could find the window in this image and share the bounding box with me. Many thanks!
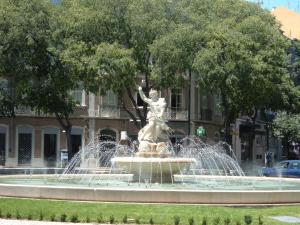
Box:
[72,89,85,106]
[171,89,183,109]
[214,92,221,115]
[201,92,208,109]
[279,162,289,168]
[291,162,300,169]
[102,90,118,106]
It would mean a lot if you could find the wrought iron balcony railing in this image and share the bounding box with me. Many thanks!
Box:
[93,105,121,118]
[166,107,188,121]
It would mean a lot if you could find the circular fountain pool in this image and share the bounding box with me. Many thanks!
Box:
[0,137,299,204]
[0,174,300,204]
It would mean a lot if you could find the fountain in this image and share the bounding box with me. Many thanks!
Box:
[0,87,300,204]
[111,87,196,183]
[57,86,244,187]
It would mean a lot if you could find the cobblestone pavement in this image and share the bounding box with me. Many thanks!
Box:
[0,219,97,225]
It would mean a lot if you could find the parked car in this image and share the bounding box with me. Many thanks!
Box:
[262,160,300,178]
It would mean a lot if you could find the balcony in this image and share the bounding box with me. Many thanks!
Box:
[166,107,188,121]
[89,105,121,118]
[15,106,35,116]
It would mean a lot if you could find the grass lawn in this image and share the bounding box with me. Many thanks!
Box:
[0,197,300,224]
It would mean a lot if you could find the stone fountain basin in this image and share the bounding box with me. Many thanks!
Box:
[111,157,197,183]
[1,175,300,204]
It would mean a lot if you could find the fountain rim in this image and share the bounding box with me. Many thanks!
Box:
[1,175,300,204]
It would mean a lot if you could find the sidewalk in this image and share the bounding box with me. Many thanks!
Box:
[0,218,95,225]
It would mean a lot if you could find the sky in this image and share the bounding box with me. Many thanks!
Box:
[247,0,300,13]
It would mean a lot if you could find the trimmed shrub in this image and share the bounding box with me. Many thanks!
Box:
[188,217,194,225]
[135,217,140,224]
[258,215,263,225]
[123,214,128,223]
[202,216,208,225]
[50,214,56,222]
[27,214,32,220]
[213,217,220,225]
[244,215,252,225]
[39,211,44,221]
[60,213,67,222]
[174,216,180,225]
[16,211,21,219]
[6,212,11,219]
[97,214,103,223]
[109,215,115,224]
[224,217,230,225]
[149,216,154,225]
[70,214,79,223]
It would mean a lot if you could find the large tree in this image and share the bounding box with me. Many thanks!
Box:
[57,0,188,128]
[273,112,300,159]
[191,0,297,147]
[0,0,51,116]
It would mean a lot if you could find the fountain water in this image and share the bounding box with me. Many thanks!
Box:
[57,135,244,187]
[58,86,244,187]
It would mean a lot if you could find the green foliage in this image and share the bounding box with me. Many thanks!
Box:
[50,214,56,221]
[60,213,67,222]
[109,215,115,224]
[70,214,79,223]
[244,215,252,225]
[16,211,21,219]
[6,212,11,218]
[273,112,300,142]
[149,216,154,225]
[39,211,44,221]
[86,216,90,223]
[27,214,32,220]
[174,215,180,225]
[235,221,241,225]
[0,0,298,134]
[213,217,220,225]
[97,214,103,223]
[202,216,207,225]
[122,214,128,223]
[135,217,140,224]
[224,217,230,225]
[258,215,263,225]
[188,216,194,225]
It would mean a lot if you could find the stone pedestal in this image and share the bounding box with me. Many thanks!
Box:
[111,157,196,183]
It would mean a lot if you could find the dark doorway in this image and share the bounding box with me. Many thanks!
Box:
[44,134,57,167]
[18,133,32,165]
[0,133,5,166]
[70,134,82,160]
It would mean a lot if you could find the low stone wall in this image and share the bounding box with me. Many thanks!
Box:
[0,182,300,204]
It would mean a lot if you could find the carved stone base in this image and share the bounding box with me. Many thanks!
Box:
[135,151,171,158]
[138,141,169,157]
[111,157,197,183]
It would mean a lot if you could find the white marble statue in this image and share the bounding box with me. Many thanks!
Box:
[137,86,171,156]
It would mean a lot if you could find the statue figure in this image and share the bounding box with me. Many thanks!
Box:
[137,86,171,156]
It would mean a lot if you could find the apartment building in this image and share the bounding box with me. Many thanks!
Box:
[0,81,223,168]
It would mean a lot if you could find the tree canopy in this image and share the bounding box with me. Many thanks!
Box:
[0,0,299,146]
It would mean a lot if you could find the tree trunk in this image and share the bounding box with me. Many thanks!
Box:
[248,108,258,161]
[221,91,232,144]
[55,113,73,159]
[65,126,72,160]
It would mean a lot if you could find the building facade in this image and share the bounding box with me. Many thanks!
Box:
[0,80,224,168]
